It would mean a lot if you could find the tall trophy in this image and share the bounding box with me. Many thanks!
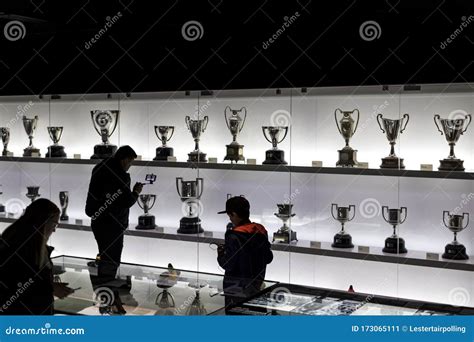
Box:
[46,126,67,158]
[59,191,69,221]
[153,126,175,161]
[331,204,355,248]
[22,116,41,157]
[90,110,119,159]
[377,113,409,169]
[335,109,359,167]
[136,194,157,230]
[176,177,204,234]
[262,126,288,164]
[1,127,11,156]
[442,211,469,260]
[185,116,209,163]
[224,106,247,163]
[25,186,41,202]
[382,206,407,254]
[434,114,471,171]
[273,204,297,243]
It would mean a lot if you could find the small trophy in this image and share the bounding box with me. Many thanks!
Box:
[262,126,288,164]
[273,204,297,243]
[22,116,41,157]
[1,127,11,156]
[153,126,175,161]
[377,114,409,169]
[26,186,41,202]
[382,206,407,254]
[442,211,469,260]
[155,264,179,309]
[59,191,69,221]
[136,194,158,230]
[185,289,207,316]
[90,110,119,159]
[434,114,471,171]
[185,116,209,163]
[224,106,247,163]
[335,109,359,167]
[176,177,204,234]
[331,204,356,248]
[46,127,67,158]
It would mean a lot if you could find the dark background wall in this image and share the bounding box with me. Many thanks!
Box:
[0,0,472,95]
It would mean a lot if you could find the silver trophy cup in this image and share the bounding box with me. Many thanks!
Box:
[185,116,209,163]
[59,191,69,221]
[176,177,204,234]
[154,126,175,161]
[442,211,469,260]
[382,206,407,254]
[26,186,41,202]
[90,110,119,159]
[434,114,471,171]
[224,106,247,163]
[22,116,41,157]
[136,194,157,230]
[1,127,11,156]
[262,126,288,164]
[46,126,67,158]
[377,113,409,169]
[335,108,359,167]
[273,203,297,243]
[331,204,356,248]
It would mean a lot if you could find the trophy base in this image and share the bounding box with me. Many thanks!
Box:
[188,151,207,163]
[91,144,117,159]
[136,215,157,230]
[438,158,465,171]
[23,147,41,157]
[383,237,407,254]
[442,243,469,260]
[153,147,174,161]
[336,148,358,167]
[380,156,405,169]
[178,217,204,234]
[263,149,287,165]
[273,230,297,243]
[60,214,69,221]
[332,233,354,248]
[224,144,245,163]
[46,145,66,158]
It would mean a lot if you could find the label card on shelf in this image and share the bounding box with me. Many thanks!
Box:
[6,152,13,157]
[75,219,83,225]
[310,241,321,249]
[246,158,257,165]
[167,156,177,162]
[420,164,433,171]
[358,162,369,169]
[358,246,370,253]
[208,157,218,163]
[203,231,213,237]
[31,152,40,158]
[426,252,439,260]
[136,155,142,161]
[312,161,323,167]
[155,227,164,233]
[74,154,81,159]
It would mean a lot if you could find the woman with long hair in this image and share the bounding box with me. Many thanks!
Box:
[0,198,74,315]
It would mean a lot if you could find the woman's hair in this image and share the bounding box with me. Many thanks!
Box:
[1,198,60,268]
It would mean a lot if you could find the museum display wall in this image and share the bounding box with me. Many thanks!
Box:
[0,83,472,308]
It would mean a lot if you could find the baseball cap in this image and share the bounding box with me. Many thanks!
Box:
[217,196,250,215]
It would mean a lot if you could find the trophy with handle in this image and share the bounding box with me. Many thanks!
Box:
[434,113,471,171]
[441,211,469,260]
[1,127,12,156]
[224,106,247,163]
[382,206,407,254]
[377,113,409,169]
[153,126,175,161]
[176,177,204,234]
[22,116,41,157]
[273,203,297,243]
[335,109,359,167]
[59,191,69,221]
[46,126,67,158]
[185,116,209,163]
[136,194,158,230]
[262,126,288,164]
[90,110,119,159]
[25,186,41,202]
[331,204,356,248]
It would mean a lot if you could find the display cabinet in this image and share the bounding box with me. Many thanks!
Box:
[0,83,472,309]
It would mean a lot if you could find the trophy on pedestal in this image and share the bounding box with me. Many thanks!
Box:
[90,110,119,159]
[273,204,297,243]
[155,263,179,309]
[262,126,288,164]
[382,206,407,254]
[1,127,11,156]
[185,116,209,163]
[331,204,355,248]
[22,116,41,157]
[26,186,41,202]
[224,106,247,163]
[185,289,207,315]
[59,191,69,221]
[176,177,204,234]
[441,211,469,260]
[335,109,359,167]
[153,126,175,161]
[377,113,409,169]
[46,127,67,158]
[136,194,157,230]
[434,114,471,171]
